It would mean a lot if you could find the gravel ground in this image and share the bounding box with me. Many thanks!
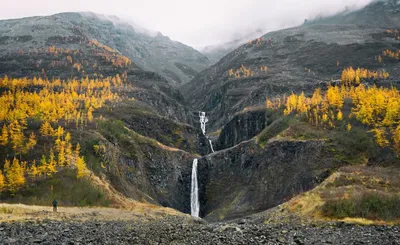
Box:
[1,216,399,245]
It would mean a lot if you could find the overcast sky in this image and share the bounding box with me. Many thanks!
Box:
[1,0,374,49]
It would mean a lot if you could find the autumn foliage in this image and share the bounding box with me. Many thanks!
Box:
[340,67,389,86]
[228,65,269,79]
[266,66,400,155]
[0,74,127,193]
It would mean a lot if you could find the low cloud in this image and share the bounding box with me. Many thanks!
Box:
[0,0,374,48]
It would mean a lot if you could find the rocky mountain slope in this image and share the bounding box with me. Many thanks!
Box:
[201,29,265,64]
[0,12,210,85]
[181,0,400,131]
[0,0,400,233]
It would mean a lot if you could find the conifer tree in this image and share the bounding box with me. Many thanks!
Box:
[47,149,57,176]
[347,123,352,131]
[58,142,65,166]
[0,124,8,146]
[337,110,343,121]
[0,170,5,191]
[6,158,25,191]
[9,120,24,153]
[40,155,48,176]
[40,121,53,136]
[29,160,39,179]
[76,156,87,178]
[25,132,37,153]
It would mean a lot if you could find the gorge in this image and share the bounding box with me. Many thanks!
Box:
[1,1,400,244]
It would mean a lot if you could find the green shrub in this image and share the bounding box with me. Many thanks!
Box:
[257,116,292,146]
[329,127,378,164]
[322,192,400,221]
[98,119,128,139]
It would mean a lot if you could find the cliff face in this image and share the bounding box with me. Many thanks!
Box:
[80,121,195,213]
[216,109,270,150]
[196,139,340,221]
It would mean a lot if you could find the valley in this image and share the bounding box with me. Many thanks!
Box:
[1,0,400,244]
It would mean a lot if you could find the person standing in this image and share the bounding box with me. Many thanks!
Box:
[52,199,58,212]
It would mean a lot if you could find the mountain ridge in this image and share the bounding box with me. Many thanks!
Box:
[0,12,210,85]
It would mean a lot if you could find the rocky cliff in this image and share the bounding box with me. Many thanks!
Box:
[216,108,270,150]
[195,139,339,220]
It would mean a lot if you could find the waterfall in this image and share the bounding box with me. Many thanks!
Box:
[199,111,214,153]
[209,140,215,153]
[190,159,200,217]
[199,111,208,135]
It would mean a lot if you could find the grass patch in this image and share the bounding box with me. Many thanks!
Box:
[1,168,112,207]
[0,206,14,214]
[286,165,400,224]
[257,115,293,146]
[329,127,378,165]
[322,192,400,221]
[280,121,327,140]
[98,119,129,139]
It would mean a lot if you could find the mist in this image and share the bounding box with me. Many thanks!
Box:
[0,0,374,49]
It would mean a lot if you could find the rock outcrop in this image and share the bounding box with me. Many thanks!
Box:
[216,108,270,150]
[197,139,340,220]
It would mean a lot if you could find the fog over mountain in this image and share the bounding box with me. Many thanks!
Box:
[1,0,373,49]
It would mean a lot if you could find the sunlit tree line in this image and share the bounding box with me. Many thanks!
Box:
[266,67,400,155]
[383,49,400,61]
[341,67,389,86]
[228,65,269,79]
[23,40,132,74]
[89,39,132,67]
[0,74,128,193]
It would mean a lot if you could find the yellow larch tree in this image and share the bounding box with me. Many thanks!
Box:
[75,143,81,159]
[311,88,322,107]
[28,160,39,179]
[392,125,400,156]
[284,93,298,115]
[39,155,48,176]
[337,110,343,121]
[296,92,308,113]
[6,158,25,191]
[0,170,5,191]
[40,121,54,136]
[25,132,37,153]
[76,156,87,178]
[9,120,24,153]
[372,128,390,148]
[326,85,343,109]
[87,106,94,122]
[47,149,57,176]
[58,142,66,166]
[0,124,8,146]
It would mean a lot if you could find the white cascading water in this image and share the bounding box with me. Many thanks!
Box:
[199,111,208,135]
[190,159,200,217]
[199,111,215,153]
[209,139,215,153]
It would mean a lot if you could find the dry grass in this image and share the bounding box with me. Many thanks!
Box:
[0,168,184,223]
[84,170,182,217]
[0,202,182,223]
[240,105,265,114]
[284,165,400,225]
